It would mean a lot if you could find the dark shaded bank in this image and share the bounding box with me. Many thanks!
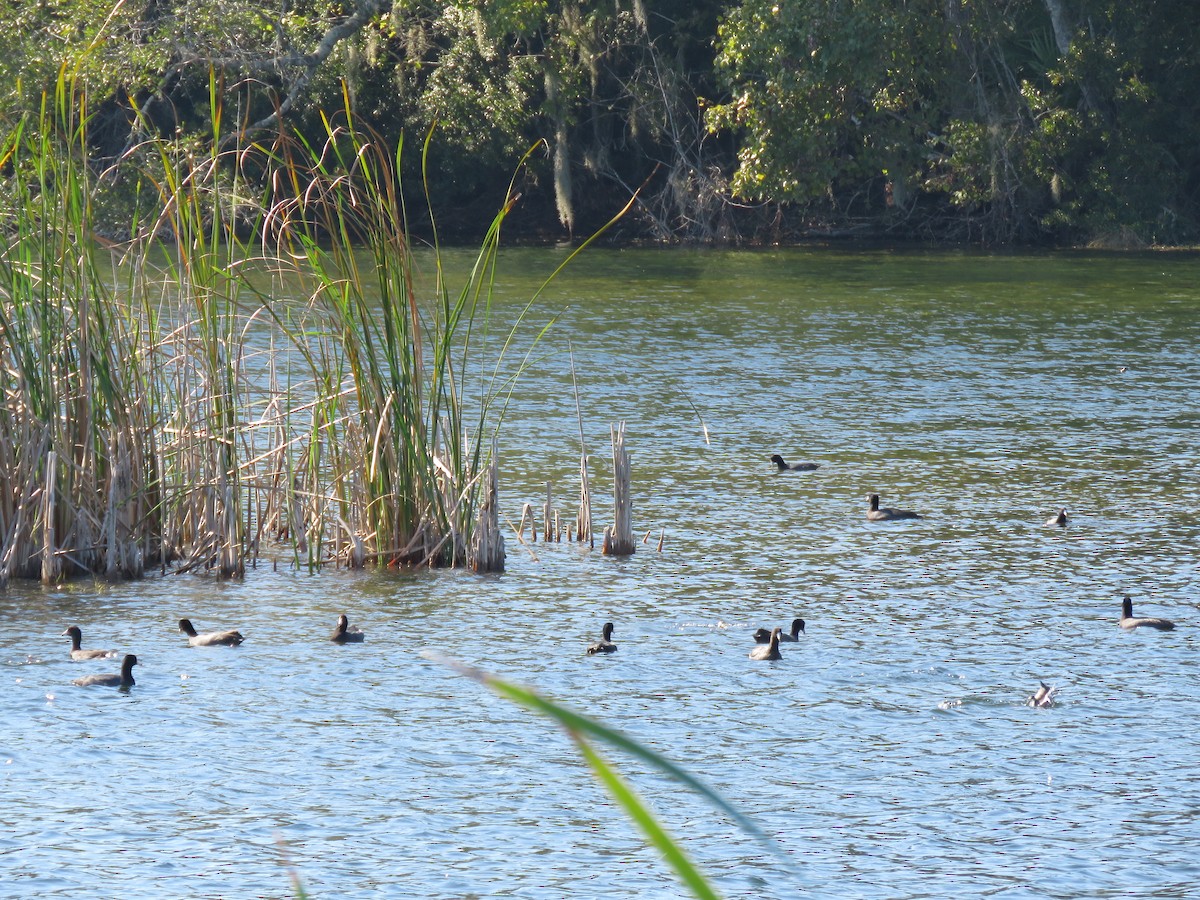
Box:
[422,182,1178,250]
[418,175,886,248]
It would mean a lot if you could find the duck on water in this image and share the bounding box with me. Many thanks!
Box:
[587,622,617,655]
[330,614,365,643]
[867,493,922,522]
[1027,681,1056,708]
[771,454,820,472]
[749,628,783,661]
[755,619,805,643]
[179,618,245,647]
[62,626,118,661]
[73,654,138,689]
[1118,596,1175,631]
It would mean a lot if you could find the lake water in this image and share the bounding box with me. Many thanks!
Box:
[3,246,1200,899]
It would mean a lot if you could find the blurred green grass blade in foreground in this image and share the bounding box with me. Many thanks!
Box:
[431,653,797,898]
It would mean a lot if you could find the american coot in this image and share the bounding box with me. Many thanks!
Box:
[73,653,137,688]
[749,628,782,660]
[587,622,617,655]
[867,493,922,522]
[755,619,804,643]
[1118,596,1175,631]
[178,618,245,647]
[770,454,820,472]
[61,625,118,661]
[1027,681,1056,708]
[1046,509,1069,527]
[330,614,365,643]
[778,618,806,642]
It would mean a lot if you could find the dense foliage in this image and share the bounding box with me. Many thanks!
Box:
[709,0,1200,244]
[3,0,1198,245]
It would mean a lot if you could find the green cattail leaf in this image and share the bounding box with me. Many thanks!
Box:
[574,734,722,900]
[429,653,789,869]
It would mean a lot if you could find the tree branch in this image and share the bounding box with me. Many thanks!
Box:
[222,0,387,146]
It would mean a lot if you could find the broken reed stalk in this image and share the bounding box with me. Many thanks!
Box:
[569,344,593,545]
[40,450,60,585]
[104,426,146,580]
[470,441,505,573]
[518,502,536,541]
[577,453,593,547]
[602,422,635,556]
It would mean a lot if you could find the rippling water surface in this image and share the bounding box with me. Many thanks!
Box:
[3,247,1200,899]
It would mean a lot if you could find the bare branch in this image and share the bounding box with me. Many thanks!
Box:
[224,0,387,145]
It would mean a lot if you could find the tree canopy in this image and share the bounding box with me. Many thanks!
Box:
[3,0,1198,245]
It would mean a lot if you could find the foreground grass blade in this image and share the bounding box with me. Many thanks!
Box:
[573,733,722,900]
[429,653,793,873]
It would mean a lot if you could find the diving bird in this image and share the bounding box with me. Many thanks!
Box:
[178,618,245,647]
[749,628,783,660]
[1046,509,1069,527]
[330,614,365,644]
[1118,596,1175,631]
[867,493,922,521]
[61,626,118,661]
[72,654,137,688]
[771,454,820,472]
[1027,681,1056,708]
[587,622,617,655]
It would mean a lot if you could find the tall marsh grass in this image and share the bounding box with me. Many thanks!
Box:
[0,77,529,581]
[0,84,165,585]
[262,104,515,569]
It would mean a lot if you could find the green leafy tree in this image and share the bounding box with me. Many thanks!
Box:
[1026,0,1200,243]
[708,0,1200,244]
[7,0,1199,244]
[2,0,731,241]
[708,0,949,203]
[342,0,731,239]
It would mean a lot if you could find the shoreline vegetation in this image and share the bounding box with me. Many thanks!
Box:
[0,77,575,584]
[3,3,1199,249]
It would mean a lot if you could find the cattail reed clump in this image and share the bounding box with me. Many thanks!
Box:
[0,92,169,584]
[0,79,531,580]
[263,110,516,573]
